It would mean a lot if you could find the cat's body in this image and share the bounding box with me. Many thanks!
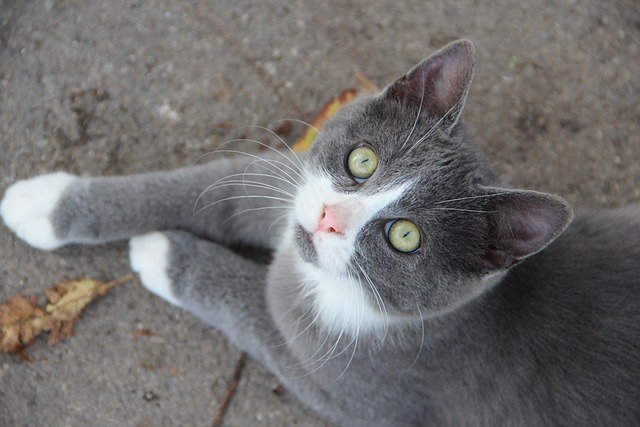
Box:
[2,40,639,426]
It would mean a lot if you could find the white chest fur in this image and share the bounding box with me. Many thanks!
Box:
[296,261,393,338]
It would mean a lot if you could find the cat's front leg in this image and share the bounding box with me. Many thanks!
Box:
[0,168,206,250]
[129,230,284,371]
[1,151,300,250]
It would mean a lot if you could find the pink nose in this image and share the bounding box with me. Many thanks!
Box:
[315,206,342,234]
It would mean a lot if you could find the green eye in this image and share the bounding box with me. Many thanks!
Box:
[347,146,378,180]
[387,220,421,253]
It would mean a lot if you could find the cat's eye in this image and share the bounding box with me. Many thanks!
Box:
[386,220,421,253]
[347,145,378,181]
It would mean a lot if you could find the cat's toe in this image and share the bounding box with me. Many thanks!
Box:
[130,232,182,307]
[0,172,76,250]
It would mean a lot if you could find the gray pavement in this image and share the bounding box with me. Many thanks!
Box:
[1,1,639,426]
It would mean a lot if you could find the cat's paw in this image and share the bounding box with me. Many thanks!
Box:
[0,172,77,250]
[130,232,182,307]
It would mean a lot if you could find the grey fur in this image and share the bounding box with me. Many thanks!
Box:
[2,40,639,426]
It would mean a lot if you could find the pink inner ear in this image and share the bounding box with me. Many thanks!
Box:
[387,40,475,121]
[487,190,573,268]
[419,53,470,117]
[496,212,554,257]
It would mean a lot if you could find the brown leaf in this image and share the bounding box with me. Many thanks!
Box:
[0,295,45,353]
[292,88,358,153]
[0,275,133,355]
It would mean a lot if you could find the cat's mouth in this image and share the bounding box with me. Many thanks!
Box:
[293,221,354,275]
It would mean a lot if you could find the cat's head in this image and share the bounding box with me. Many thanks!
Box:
[291,40,573,332]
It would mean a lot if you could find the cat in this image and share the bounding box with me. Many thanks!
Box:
[1,39,639,426]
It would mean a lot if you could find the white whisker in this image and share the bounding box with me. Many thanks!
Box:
[213,171,300,189]
[267,212,291,237]
[406,304,425,371]
[215,165,301,204]
[330,271,365,383]
[434,192,512,205]
[221,206,293,226]
[193,158,301,216]
[296,281,357,375]
[430,207,498,214]
[406,96,465,155]
[355,261,389,344]
[202,180,297,200]
[273,306,322,349]
[286,315,339,371]
[400,71,426,150]
[193,194,293,218]
[219,130,305,177]
[212,147,305,185]
[252,123,307,171]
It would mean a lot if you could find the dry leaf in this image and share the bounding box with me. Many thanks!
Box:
[292,88,358,153]
[0,275,132,356]
[0,295,46,354]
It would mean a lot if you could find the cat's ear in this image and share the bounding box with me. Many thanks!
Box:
[383,39,476,132]
[481,188,574,271]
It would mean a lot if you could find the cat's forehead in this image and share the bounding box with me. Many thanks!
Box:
[314,94,459,167]
[312,95,480,180]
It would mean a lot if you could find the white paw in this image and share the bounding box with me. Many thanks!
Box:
[130,232,181,307]
[0,172,77,250]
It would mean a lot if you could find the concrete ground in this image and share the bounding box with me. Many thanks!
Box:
[1,0,638,426]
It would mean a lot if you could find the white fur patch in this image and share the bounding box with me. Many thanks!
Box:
[293,172,411,336]
[0,172,76,250]
[129,232,181,307]
[297,261,396,337]
[295,173,410,274]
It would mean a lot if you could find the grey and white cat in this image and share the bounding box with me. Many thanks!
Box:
[2,40,639,426]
